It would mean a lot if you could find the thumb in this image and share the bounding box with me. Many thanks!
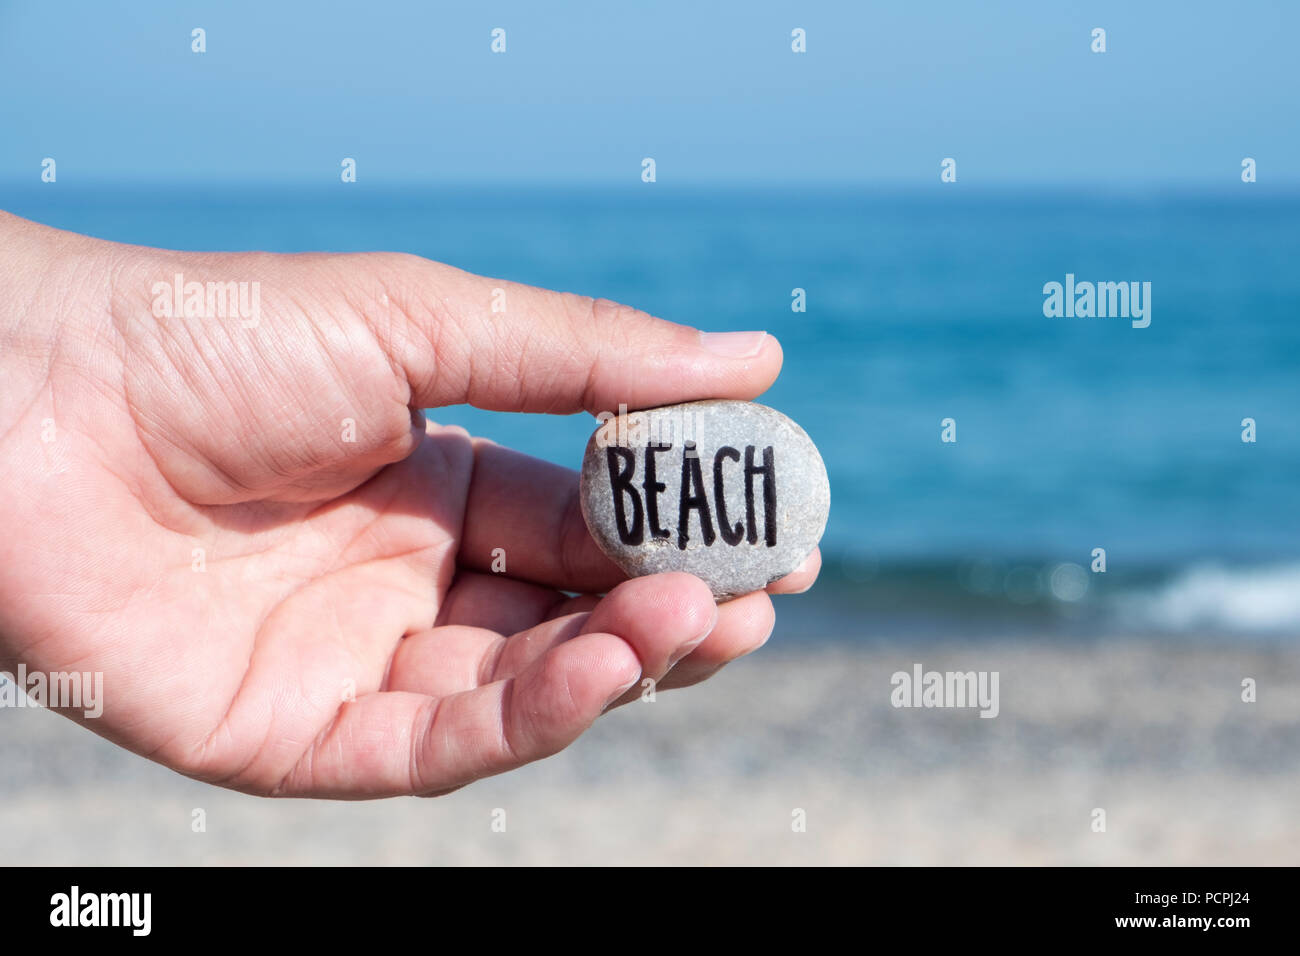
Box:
[10,217,782,504]
[318,252,783,414]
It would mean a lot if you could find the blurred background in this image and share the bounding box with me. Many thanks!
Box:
[2,0,1297,864]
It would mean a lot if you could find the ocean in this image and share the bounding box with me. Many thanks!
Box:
[5,184,1298,640]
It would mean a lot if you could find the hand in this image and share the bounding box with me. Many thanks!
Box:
[0,211,819,798]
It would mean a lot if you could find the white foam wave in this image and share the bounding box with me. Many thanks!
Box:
[1116,562,1300,634]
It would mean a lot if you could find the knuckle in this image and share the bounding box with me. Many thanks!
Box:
[584,295,649,335]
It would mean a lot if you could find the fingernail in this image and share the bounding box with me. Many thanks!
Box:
[602,675,640,711]
[788,552,817,593]
[700,330,767,359]
[668,605,719,668]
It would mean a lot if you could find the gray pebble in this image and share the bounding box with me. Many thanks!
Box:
[579,400,830,600]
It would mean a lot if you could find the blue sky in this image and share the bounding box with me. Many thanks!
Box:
[2,0,1297,186]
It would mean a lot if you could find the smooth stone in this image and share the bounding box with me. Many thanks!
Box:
[579,400,831,600]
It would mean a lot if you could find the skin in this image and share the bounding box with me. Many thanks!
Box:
[0,210,820,799]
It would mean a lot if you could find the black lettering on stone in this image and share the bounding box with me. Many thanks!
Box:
[713,446,744,546]
[643,443,672,540]
[677,441,716,549]
[744,445,777,547]
[607,446,644,545]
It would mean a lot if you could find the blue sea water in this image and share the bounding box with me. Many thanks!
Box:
[5,184,1298,638]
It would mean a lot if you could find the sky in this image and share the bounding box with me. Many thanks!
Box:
[1,0,1297,187]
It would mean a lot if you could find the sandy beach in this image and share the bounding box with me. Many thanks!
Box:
[3,637,1296,866]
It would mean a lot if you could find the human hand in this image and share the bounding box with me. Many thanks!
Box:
[0,211,819,798]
